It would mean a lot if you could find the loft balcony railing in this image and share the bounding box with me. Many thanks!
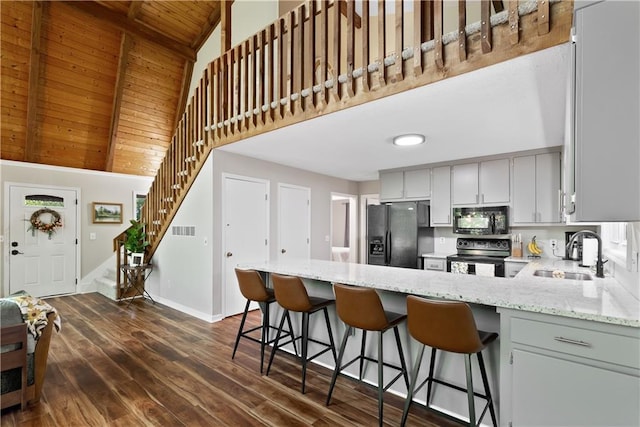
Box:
[114,0,573,296]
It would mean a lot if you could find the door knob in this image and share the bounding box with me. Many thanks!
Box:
[11,241,19,247]
[281,249,286,254]
[11,249,24,255]
[226,252,233,257]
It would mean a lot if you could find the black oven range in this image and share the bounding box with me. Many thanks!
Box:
[446,237,511,277]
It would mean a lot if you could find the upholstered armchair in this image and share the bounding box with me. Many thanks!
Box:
[1,292,58,409]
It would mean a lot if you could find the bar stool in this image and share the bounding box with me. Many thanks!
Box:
[401,296,498,427]
[232,268,296,373]
[326,284,409,427]
[266,273,337,394]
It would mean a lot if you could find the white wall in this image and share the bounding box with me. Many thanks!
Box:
[0,160,152,294]
[146,156,215,320]
[143,149,357,320]
[188,0,279,98]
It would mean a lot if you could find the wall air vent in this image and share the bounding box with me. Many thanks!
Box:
[172,226,196,237]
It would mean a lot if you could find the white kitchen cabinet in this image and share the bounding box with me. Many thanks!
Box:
[499,309,640,426]
[423,255,445,271]
[379,171,404,200]
[452,159,510,206]
[379,169,430,201]
[430,166,451,226]
[512,152,562,224]
[404,169,431,199]
[504,260,527,278]
[573,1,640,221]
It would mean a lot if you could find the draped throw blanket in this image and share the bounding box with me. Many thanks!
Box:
[4,294,61,340]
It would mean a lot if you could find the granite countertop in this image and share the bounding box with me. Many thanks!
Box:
[239,259,640,328]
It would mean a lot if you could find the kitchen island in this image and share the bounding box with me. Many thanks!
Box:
[239,259,639,426]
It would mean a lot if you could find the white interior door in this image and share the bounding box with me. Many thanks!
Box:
[8,185,78,297]
[223,175,269,317]
[278,184,310,261]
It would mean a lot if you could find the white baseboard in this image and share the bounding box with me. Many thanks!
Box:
[149,294,223,323]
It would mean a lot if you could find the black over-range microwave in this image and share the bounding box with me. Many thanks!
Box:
[452,206,509,235]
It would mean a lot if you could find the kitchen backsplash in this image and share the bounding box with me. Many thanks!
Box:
[433,225,597,259]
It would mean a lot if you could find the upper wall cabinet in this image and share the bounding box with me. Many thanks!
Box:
[430,166,452,226]
[573,1,640,221]
[512,152,562,224]
[379,169,431,202]
[452,159,510,206]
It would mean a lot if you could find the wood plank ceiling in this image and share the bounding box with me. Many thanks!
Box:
[1,0,222,176]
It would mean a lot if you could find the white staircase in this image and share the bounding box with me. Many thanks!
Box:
[94,267,118,300]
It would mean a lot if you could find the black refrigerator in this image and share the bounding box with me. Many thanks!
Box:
[367,201,432,269]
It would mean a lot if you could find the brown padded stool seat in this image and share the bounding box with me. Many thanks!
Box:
[232,268,295,373]
[401,296,498,427]
[266,273,337,394]
[326,284,409,427]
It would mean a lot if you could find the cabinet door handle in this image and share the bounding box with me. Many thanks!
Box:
[554,336,592,347]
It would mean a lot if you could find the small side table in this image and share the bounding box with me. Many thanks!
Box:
[120,264,155,306]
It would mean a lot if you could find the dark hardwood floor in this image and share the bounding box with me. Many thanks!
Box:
[1,293,460,426]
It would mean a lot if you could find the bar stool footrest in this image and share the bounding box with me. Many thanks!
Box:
[418,377,493,426]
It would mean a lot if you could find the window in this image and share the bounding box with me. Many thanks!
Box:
[601,222,628,260]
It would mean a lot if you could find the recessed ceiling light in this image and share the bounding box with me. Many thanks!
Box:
[393,134,425,146]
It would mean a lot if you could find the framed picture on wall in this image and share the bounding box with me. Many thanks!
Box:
[92,202,123,224]
[133,192,147,221]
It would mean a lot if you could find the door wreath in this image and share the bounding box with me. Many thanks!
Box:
[28,208,63,239]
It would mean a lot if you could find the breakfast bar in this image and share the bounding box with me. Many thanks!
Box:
[239,259,640,426]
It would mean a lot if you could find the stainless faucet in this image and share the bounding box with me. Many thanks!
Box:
[566,230,606,278]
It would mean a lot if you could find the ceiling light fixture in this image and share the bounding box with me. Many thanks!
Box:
[393,134,425,147]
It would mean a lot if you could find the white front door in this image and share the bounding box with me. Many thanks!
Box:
[222,175,269,317]
[8,185,78,297]
[278,184,310,261]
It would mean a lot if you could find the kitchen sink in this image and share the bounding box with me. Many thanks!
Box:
[533,270,593,280]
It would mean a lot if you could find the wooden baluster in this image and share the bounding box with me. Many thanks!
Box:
[318,0,328,108]
[294,4,304,112]
[345,0,355,97]
[392,0,403,83]
[233,45,241,134]
[509,0,519,44]
[538,0,549,35]
[331,0,341,101]
[304,0,314,110]
[276,17,284,119]
[412,0,422,76]
[257,31,265,128]
[459,0,467,61]
[227,49,235,135]
[376,0,386,86]
[285,12,293,117]
[211,59,219,142]
[361,0,370,91]
[434,0,444,68]
[220,56,228,138]
[481,0,492,53]
[266,23,275,124]
[249,35,257,129]
[242,39,250,131]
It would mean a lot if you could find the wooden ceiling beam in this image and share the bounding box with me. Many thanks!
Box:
[175,60,195,130]
[63,1,196,62]
[106,2,143,172]
[192,3,223,51]
[106,37,133,171]
[25,1,46,163]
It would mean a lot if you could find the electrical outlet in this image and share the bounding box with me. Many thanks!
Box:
[550,239,557,249]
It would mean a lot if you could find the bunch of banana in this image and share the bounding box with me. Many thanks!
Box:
[527,236,543,256]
